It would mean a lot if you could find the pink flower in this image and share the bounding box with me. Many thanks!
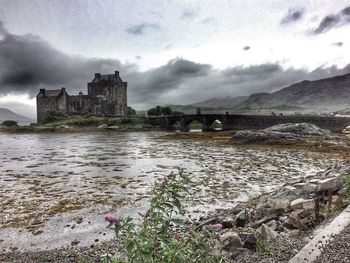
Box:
[210,223,223,231]
[105,214,119,224]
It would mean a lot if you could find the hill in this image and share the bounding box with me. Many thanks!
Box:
[0,108,33,122]
[236,73,350,111]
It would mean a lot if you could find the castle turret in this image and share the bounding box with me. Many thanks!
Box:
[95,73,101,79]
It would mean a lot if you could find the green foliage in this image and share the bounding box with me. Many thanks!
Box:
[256,237,274,255]
[1,120,18,127]
[147,106,174,116]
[42,110,67,123]
[321,176,350,218]
[42,114,147,128]
[120,118,133,124]
[127,106,137,116]
[107,169,228,263]
[341,176,350,196]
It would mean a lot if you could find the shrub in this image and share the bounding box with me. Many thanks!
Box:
[1,120,18,127]
[43,110,67,123]
[127,106,137,116]
[105,169,228,263]
[147,106,173,116]
[120,118,133,125]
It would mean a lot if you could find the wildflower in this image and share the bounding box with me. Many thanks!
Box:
[105,214,119,224]
[210,223,223,231]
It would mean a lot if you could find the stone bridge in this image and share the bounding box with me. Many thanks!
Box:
[148,114,350,132]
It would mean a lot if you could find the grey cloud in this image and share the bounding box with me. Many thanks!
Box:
[0,22,134,96]
[313,6,350,34]
[202,18,216,25]
[1,22,350,110]
[281,8,304,24]
[243,46,250,51]
[164,44,172,50]
[332,42,344,47]
[181,9,196,19]
[125,23,160,35]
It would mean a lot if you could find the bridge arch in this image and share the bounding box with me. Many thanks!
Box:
[168,120,182,130]
[209,119,223,131]
[183,119,205,132]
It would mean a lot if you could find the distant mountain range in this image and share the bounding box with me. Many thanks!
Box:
[0,108,33,122]
[172,73,350,112]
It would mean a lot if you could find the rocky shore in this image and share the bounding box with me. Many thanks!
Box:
[2,160,349,263]
[192,160,350,262]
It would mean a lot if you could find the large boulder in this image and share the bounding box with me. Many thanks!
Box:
[233,130,304,143]
[219,232,243,252]
[264,123,332,137]
[232,123,338,142]
[255,224,278,241]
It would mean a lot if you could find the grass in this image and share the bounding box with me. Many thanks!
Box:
[256,237,275,255]
[42,115,148,128]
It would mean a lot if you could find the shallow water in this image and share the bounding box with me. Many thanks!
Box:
[0,131,338,251]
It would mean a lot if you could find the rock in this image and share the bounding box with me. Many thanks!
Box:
[331,195,341,204]
[206,239,223,256]
[97,124,108,129]
[107,126,119,130]
[142,124,154,129]
[231,206,245,215]
[233,130,304,143]
[195,217,218,229]
[235,211,247,227]
[265,220,278,231]
[240,233,257,250]
[222,216,236,229]
[256,224,278,241]
[255,190,297,219]
[232,123,338,143]
[315,177,342,194]
[309,179,320,184]
[284,185,297,191]
[56,125,72,129]
[290,198,315,210]
[252,215,279,229]
[292,183,307,189]
[220,232,243,252]
[289,209,316,229]
[231,248,251,260]
[264,123,332,137]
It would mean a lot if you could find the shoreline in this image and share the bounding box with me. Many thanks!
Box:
[1,128,349,262]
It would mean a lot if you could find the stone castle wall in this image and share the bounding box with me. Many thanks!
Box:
[36,71,128,123]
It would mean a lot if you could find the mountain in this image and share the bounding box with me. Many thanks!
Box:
[236,73,350,111]
[192,96,248,108]
[0,108,33,122]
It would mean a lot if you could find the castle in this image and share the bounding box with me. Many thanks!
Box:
[36,71,127,123]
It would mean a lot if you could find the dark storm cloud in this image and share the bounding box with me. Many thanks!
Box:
[125,23,160,35]
[1,21,350,110]
[280,8,304,24]
[0,21,134,95]
[313,6,350,34]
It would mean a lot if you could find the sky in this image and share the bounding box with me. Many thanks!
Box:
[0,0,349,118]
